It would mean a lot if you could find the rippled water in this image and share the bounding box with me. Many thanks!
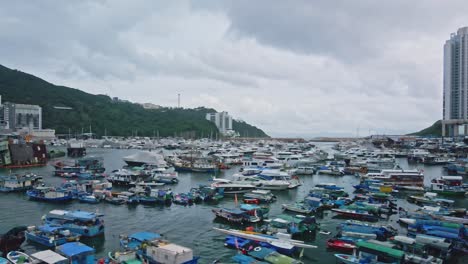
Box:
[0,145,466,264]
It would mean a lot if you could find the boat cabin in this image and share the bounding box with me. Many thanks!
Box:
[31,250,68,264]
[354,241,405,263]
[56,242,95,264]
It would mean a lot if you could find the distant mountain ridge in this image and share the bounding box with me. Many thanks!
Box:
[408,120,442,137]
[0,64,268,138]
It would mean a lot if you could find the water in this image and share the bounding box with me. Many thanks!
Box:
[1,146,467,263]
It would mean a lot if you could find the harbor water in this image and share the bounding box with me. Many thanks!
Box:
[0,144,467,263]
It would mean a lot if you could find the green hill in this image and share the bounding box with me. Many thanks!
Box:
[408,120,442,137]
[0,64,268,138]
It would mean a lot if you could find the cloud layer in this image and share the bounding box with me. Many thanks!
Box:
[1,0,466,137]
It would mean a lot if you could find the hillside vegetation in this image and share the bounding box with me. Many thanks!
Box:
[0,64,268,138]
[408,120,442,137]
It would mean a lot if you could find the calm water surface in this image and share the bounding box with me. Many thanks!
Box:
[1,144,466,263]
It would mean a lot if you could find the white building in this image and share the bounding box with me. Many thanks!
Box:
[442,26,468,136]
[0,96,42,130]
[206,111,233,134]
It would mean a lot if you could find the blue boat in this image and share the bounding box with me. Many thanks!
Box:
[25,225,80,247]
[120,232,161,250]
[56,242,96,264]
[78,194,100,204]
[26,187,73,202]
[0,257,7,264]
[45,210,105,237]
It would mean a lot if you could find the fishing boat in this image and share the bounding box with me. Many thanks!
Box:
[6,251,32,264]
[120,232,161,250]
[407,192,454,207]
[0,173,42,192]
[108,169,150,186]
[243,190,277,203]
[331,208,379,222]
[56,242,96,264]
[327,238,356,252]
[364,169,424,188]
[212,208,261,224]
[108,250,141,264]
[190,185,223,203]
[231,175,290,190]
[265,214,318,238]
[25,225,80,247]
[334,241,405,264]
[430,176,466,196]
[104,196,127,205]
[44,210,105,237]
[26,187,73,202]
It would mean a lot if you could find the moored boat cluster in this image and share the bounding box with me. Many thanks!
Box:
[1,136,467,263]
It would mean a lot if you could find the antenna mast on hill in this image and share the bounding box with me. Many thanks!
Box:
[178,93,180,108]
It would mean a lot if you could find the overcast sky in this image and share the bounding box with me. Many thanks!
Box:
[1,1,467,137]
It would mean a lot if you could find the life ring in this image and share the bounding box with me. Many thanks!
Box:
[254,247,261,252]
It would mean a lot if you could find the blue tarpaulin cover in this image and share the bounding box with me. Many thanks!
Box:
[129,232,161,242]
[57,242,95,257]
[38,225,62,233]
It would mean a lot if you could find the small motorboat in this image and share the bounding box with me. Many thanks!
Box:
[334,253,358,264]
[7,251,32,264]
[327,238,356,252]
[78,194,100,204]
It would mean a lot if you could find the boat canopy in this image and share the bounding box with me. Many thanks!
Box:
[223,208,246,215]
[56,242,95,257]
[129,232,161,242]
[440,176,463,181]
[240,204,260,211]
[38,225,63,233]
[31,250,67,264]
[356,241,405,259]
[48,210,101,221]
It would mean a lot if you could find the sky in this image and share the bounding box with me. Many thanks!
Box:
[1,1,467,137]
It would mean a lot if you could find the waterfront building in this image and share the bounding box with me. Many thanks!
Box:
[206,111,233,135]
[1,99,42,130]
[442,26,468,136]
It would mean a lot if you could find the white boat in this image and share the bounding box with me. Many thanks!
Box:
[212,227,317,249]
[123,151,167,167]
[7,251,32,264]
[292,167,316,175]
[211,178,257,194]
[232,175,290,190]
[364,169,424,188]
